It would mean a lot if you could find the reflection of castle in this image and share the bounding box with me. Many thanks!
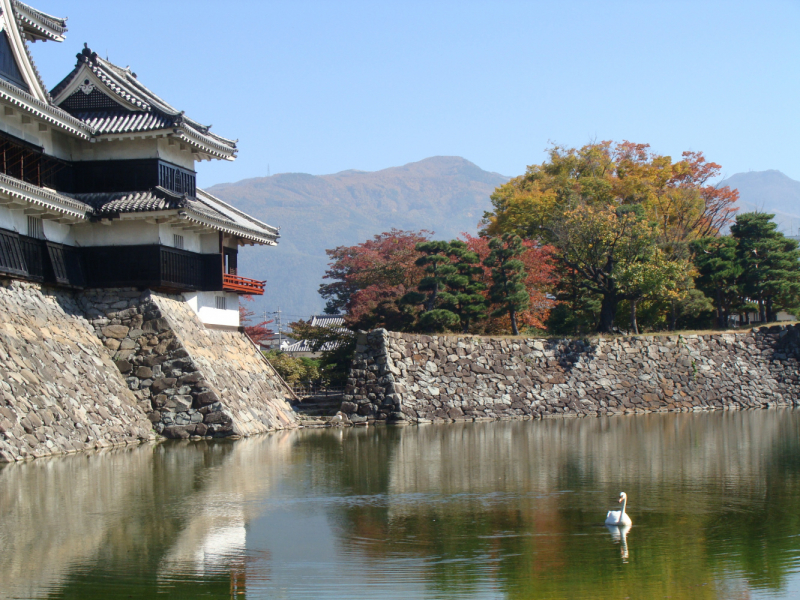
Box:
[0,433,296,598]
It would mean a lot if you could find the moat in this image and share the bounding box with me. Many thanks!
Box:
[3,410,800,599]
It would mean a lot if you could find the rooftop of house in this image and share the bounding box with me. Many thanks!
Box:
[285,315,348,353]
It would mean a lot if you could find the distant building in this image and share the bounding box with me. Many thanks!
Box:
[285,315,347,357]
[0,1,278,330]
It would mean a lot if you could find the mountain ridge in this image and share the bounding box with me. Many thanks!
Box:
[207,156,509,317]
[208,161,800,319]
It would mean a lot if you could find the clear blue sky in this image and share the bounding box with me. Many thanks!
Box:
[31,0,800,187]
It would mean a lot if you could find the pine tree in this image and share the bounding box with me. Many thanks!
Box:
[691,236,742,328]
[401,241,460,332]
[485,233,529,335]
[437,240,487,333]
[732,213,800,323]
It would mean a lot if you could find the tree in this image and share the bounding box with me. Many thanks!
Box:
[288,319,355,386]
[482,141,738,333]
[691,236,742,328]
[484,233,530,335]
[436,241,488,333]
[319,229,431,315]
[732,213,800,323]
[239,296,274,345]
[264,351,321,386]
[616,250,691,334]
[549,204,690,333]
[484,141,738,241]
[462,232,557,331]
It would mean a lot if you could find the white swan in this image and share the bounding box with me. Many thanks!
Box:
[605,492,632,526]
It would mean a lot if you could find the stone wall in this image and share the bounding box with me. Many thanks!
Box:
[80,290,297,439]
[0,281,155,462]
[341,325,800,424]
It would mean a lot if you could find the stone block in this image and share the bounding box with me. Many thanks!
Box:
[167,395,193,412]
[135,367,154,379]
[162,426,190,439]
[204,411,231,425]
[196,391,220,406]
[115,359,133,374]
[102,325,130,339]
[151,378,177,393]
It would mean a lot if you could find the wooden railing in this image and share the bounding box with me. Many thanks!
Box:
[223,273,265,295]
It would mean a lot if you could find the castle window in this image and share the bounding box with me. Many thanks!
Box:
[27,216,44,240]
[215,296,227,310]
[173,234,184,250]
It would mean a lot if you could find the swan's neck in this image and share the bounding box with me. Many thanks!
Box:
[620,496,627,519]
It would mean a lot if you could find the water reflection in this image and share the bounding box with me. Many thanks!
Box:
[605,523,630,563]
[0,410,799,598]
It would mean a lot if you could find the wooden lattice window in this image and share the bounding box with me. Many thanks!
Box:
[27,216,44,240]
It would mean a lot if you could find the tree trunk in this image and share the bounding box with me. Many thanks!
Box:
[630,300,639,335]
[716,288,725,329]
[510,310,519,336]
[598,293,617,333]
[669,299,677,331]
[759,296,766,323]
[766,297,775,323]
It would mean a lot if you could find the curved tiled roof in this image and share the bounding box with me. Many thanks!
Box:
[51,47,237,160]
[0,172,90,218]
[69,188,187,215]
[12,0,67,42]
[71,110,173,135]
[65,187,278,245]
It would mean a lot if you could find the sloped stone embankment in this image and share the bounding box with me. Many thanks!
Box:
[0,281,297,462]
[0,281,155,462]
[80,290,297,439]
[342,326,800,423]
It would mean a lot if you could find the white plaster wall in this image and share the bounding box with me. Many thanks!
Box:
[157,139,196,170]
[200,233,219,253]
[0,112,77,161]
[0,206,76,243]
[67,138,196,171]
[183,291,240,328]
[72,220,160,246]
[0,205,26,233]
[41,220,74,244]
[158,224,202,253]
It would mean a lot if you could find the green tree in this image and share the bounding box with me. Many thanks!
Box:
[437,241,487,333]
[732,213,800,323]
[484,233,529,335]
[691,236,742,328]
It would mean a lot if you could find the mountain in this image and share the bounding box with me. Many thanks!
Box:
[207,157,509,318]
[719,170,800,236]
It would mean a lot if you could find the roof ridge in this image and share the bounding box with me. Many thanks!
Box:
[196,188,277,233]
[11,0,67,32]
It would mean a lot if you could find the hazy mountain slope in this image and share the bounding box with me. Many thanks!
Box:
[207,157,508,318]
[719,170,800,235]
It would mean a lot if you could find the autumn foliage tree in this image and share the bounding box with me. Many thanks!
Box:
[320,230,557,335]
[483,141,737,333]
[319,229,432,330]
[238,296,275,346]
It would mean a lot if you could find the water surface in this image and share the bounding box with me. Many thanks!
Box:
[3,410,800,599]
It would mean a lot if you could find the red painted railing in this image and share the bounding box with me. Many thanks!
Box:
[222,273,266,295]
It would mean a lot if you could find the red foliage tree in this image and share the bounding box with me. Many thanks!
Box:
[239,295,275,346]
[462,232,558,330]
[320,229,432,320]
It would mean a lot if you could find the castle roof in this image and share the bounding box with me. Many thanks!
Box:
[51,47,237,161]
[66,187,279,245]
[12,0,67,42]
